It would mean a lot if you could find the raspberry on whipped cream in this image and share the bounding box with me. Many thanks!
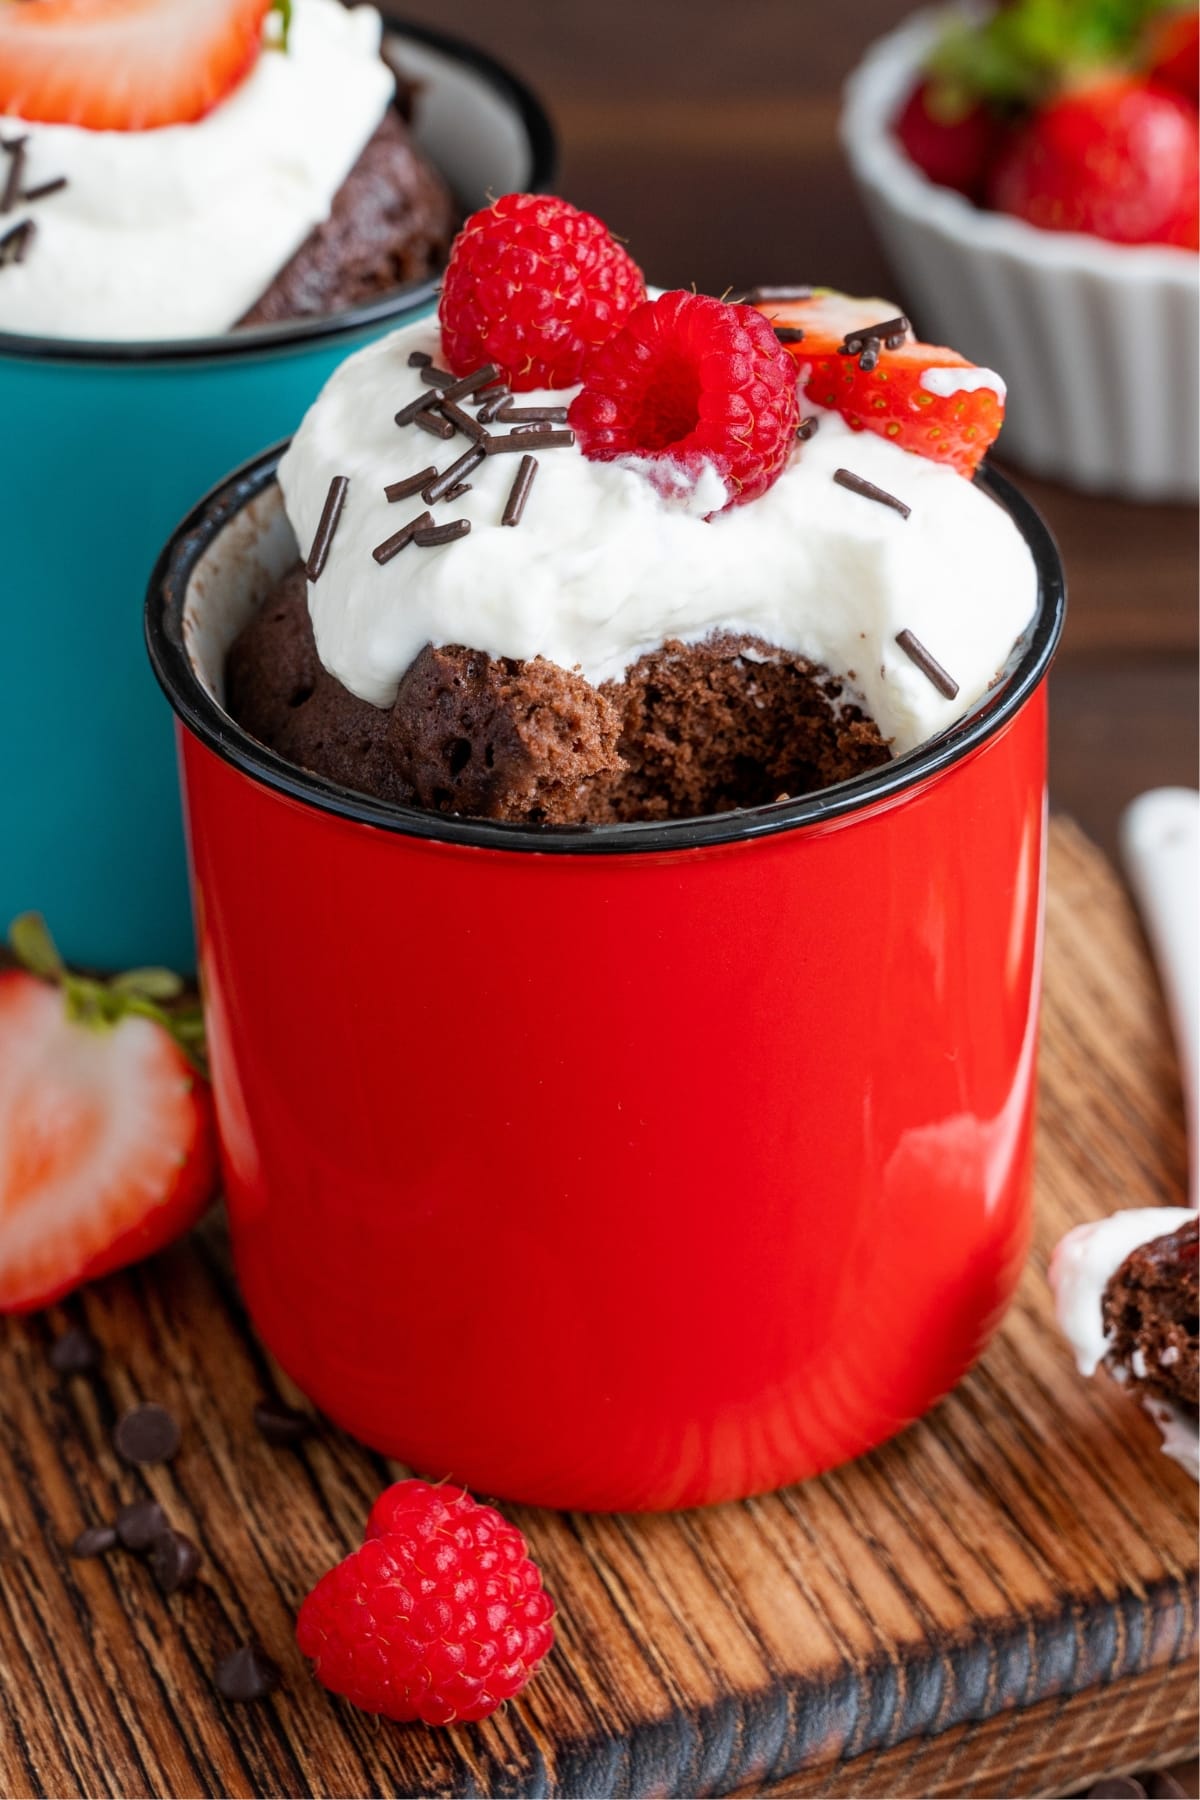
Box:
[0,0,440,341]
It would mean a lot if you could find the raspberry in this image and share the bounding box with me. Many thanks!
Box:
[296,1481,555,1727]
[567,291,800,511]
[438,193,646,392]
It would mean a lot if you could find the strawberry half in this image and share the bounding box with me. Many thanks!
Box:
[0,0,272,132]
[0,916,215,1314]
[758,290,1006,479]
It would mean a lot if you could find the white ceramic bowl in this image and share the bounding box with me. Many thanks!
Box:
[842,7,1200,501]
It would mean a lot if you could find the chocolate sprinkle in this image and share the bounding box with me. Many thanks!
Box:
[113,1403,181,1466]
[214,1644,280,1703]
[838,315,910,372]
[895,628,959,700]
[70,1525,117,1559]
[496,403,570,424]
[304,474,349,583]
[419,364,455,388]
[485,427,574,455]
[444,481,473,501]
[115,1499,169,1551]
[0,218,35,267]
[476,389,512,424]
[253,1399,315,1447]
[796,416,820,442]
[738,284,813,304]
[502,454,538,527]
[150,1529,201,1595]
[22,175,67,204]
[1,137,27,214]
[439,363,501,405]
[384,466,437,503]
[372,510,432,564]
[833,466,911,520]
[49,1327,99,1375]
[773,326,805,343]
[413,519,471,546]
[407,350,432,368]
[395,389,443,427]
[413,409,455,440]
[437,398,487,442]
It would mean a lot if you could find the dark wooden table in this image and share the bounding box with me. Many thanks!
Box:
[403,0,1199,861]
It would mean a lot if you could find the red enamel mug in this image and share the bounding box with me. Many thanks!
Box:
[147,445,1065,1513]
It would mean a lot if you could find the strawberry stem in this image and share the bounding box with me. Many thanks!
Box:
[7,913,209,1079]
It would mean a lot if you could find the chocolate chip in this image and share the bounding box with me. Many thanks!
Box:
[115,1499,169,1552]
[114,1403,180,1466]
[49,1327,99,1375]
[253,1400,314,1447]
[70,1525,117,1559]
[149,1530,200,1594]
[1086,1782,1148,1798]
[1147,1775,1190,1799]
[214,1644,280,1702]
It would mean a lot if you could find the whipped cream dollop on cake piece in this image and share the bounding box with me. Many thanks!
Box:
[1051,1207,1199,1480]
[0,0,394,341]
[278,312,1038,756]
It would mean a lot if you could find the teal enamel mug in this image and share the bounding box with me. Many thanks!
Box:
[0,21,555,970]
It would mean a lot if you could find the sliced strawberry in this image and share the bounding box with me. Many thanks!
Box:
[757,291,1006,478]
[0,0,272,132]
[0,922,215,1313]
[987,78,1200,250]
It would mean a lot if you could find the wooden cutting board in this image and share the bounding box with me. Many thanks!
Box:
[1,816,1195,1800]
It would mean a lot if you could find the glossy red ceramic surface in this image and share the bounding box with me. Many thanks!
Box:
[179,692,1047,1512]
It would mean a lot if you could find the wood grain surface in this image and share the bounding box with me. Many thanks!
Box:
[394,0,1199,865]
[0,816,1195,1800]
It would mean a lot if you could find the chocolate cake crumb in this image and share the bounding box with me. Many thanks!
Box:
[225,564,415,808]
[238,109,456,327]
[225,564,890,825]
[1102,1218,1198,1411]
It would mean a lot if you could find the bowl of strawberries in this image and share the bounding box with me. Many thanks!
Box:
[842,0,1199,499]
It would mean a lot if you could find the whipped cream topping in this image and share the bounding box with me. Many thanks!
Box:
[919,366,1007,400]
[1050,1207,1198,1480]
[0,0,393,342]
[279,313,1038,752]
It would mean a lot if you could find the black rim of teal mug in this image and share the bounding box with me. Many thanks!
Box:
[147,442,1068,858]
[0,16,559,366]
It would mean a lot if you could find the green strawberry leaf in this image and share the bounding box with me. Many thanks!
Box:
[9,912,65,982]
[269,0,293,52]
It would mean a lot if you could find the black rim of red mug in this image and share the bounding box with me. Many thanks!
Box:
[146,440,1067,857]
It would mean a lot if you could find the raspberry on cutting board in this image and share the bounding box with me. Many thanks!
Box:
[297,1480,556,1727]
[760,291,1006,479]
[438,192,647,391]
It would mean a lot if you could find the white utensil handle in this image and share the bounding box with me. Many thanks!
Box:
[1120,788,1199,1210]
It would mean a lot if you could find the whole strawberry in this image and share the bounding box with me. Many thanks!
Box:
[988,77,1200,249]
[568,290,800,511]
[297,1480,555,1727]
[0,914,214,1313]
[893,77,1003,200]
[438,193,646,391]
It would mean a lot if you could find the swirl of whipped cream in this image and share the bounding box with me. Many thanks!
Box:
[278,312,1039,756]
[0,0,393,342]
